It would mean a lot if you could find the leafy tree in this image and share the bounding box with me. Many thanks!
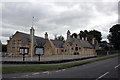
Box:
[89,30,102,43]
[78,30,102,42]
[2,44,7,52]
[54,34,65,42]
[71,33,77,38]
[79,31,84,39]
[107,24,120,49]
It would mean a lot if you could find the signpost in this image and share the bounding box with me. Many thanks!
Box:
[19,47,29,61]
[35,47,43,61]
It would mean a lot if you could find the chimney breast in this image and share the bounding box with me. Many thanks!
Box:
[45,32,48,39]
[77,35,80,39]
[92,38,95,45]
[67,30,71,41]
[85,37,87,41]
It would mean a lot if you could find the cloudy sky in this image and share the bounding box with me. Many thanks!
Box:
[0,0,119,44]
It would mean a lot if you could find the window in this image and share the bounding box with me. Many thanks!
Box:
[75,47,78,51]
[65,49,67,52]
[17,40,21,52]
[12,40,15,51]
[76,44,77,46]
[61,49,63,52]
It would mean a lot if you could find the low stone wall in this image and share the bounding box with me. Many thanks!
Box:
[2,54,96,62]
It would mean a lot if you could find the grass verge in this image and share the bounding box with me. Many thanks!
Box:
[2,54,120,73]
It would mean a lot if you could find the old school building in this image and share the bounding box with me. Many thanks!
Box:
[7,27,98,56]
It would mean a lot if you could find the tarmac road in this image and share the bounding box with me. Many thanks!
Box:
[2,56,120,80]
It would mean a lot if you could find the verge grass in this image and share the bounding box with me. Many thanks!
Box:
[2,54,120,73]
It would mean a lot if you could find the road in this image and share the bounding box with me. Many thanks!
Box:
[2,56,120,80]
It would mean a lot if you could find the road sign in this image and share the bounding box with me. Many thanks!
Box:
[19,47,29,54]
[35,48,43,55]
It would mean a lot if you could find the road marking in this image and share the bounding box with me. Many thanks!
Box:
[42,71,49,74]
[96,72,109,80]
[115,64,120,69]
[25,75,29,76]
[56,70,61,72]
[62,69,66,71]
[32,72,40,75]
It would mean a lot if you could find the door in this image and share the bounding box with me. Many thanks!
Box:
[68,49,70,55]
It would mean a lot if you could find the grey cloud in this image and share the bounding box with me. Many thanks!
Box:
[1,1,118,44]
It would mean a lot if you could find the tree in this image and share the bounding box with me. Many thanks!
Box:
[54,34,65,42]
[79,31,84,39]
[107,24,120,49]
[89,30,102,43]
[79,30,102,42]
[2,44,7,52]
[71,33,77,38]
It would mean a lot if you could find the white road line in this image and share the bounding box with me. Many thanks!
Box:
[115,64,120,69]
[32,72,40,75]
[96,72,109,80]
[25,75,29,76]
[62,69,66,71]
[56,70,61,72]
[42,71,49,74]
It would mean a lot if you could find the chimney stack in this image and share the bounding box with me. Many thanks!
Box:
[45,32,48,39]
[85,37,87,41]
[77,34,80,39]
[30,27,35,57]
[67,30,71,42]
[82,37,84,40]
[92,38,95,45]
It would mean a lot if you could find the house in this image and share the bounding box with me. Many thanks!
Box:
[7,27,98,56]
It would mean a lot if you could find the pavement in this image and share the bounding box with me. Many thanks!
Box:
[2,54,96,61]
[2,56,120,79]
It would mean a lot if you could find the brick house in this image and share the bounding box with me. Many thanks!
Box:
[7,27,98,56]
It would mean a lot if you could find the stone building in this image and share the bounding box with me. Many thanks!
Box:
[7,27,98,56]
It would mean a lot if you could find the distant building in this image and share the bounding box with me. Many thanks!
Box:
[7,27,98,56]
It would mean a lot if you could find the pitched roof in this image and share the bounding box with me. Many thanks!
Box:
[68,37,93,48]
[79,40,93,48]
[51,40,64,48]
[35,36,48,47]
[89,40,98,48]
[17,31,30,45]
[16,31,47,47]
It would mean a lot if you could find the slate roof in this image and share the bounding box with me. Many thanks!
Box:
[15,31,95,49]
[51,40,64,48]
[68,37,93,49]
[16,31,47,47]
[89,40,98,48]
[16,31,63,48]
[79,40,93,48]
[17,31,30,45]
